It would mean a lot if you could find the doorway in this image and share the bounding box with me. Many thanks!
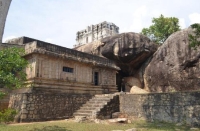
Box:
[94,72,99,86]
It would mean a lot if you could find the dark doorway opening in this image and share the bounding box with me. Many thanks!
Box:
[94,72,99,86]
[116,70,129,92]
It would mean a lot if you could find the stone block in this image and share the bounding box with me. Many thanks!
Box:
[21,104,26,109]
[29,107,35,111]
[28,114,33,118]
[23,95,27,100]
[34,110,38,114]
[22,101,30,104]
[33,115,39,119]
[29,111,33,115]
[20,114,27,119]
[112,112,128,118]
[30,104,35,108]
[21,109,28,114]
[108,118,128,123]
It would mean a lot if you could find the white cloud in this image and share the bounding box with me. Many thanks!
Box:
[133,5,147,17]
[127,6,167,33]
[45,38,53,43]
[179,18,186,29]
[128,6,147,32]
[3,36,17,42]
[189,13,200,25]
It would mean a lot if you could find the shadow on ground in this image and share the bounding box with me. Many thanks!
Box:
[30,125,71,131]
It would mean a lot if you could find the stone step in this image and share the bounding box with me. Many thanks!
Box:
[85,101,108,104]
[80,107,99,110]
[86,98,111,103]
[73,112,92,117]
[89,97,111,101]
[85,100,109,105]
[75,110,94,113]
[73,93,119,119]
[95,94,115,97]
[83,103,106,108]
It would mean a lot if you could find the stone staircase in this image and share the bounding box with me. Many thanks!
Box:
[73,93,119,119]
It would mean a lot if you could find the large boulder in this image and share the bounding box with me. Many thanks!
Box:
[123,77,148,94]
[144,28,200,92]
[101,32,158,76]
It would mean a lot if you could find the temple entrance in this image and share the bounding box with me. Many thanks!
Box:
[116,73,121,91]
[116,70,129,92]
[94,72,99,86]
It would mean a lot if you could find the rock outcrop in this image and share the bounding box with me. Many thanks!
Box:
[74,40,104,57]
[144,28,200,92]
[0,0,12,44]
[123,77,148,94]
[101,32,158,76]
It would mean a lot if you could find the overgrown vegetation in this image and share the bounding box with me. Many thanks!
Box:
[189,23,200,49]
[0,92,6,99]
[0,108,17,123]
[0,47,28,99]
[141,14,180,44]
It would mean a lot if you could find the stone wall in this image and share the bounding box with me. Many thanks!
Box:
[0,43,24,50]
[0,95,9,110]
[0,88,12,110]
[120,92,200,126]
[9,93,92,122]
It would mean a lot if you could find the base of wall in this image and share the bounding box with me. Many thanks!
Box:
[120,92,200,127]
[9,92,93,122]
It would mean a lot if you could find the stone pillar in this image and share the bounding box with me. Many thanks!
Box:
[0,0,12,44]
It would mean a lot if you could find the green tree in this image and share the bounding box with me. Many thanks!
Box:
[0,47,28,98]
[189,23,200,49]
[141,14,181,44]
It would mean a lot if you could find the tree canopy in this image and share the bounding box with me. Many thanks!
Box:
[141,14,181,44]
[189,23,200,49]
[0,47,28,90]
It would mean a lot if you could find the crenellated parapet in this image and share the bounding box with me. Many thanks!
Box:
[74,21,119,47]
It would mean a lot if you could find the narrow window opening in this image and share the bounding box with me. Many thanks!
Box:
[63,67,73,73]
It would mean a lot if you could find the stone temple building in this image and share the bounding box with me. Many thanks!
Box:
[4,36,119,94]
[0,21,120,122]
[74,21,119,48]
[0,35,120,122]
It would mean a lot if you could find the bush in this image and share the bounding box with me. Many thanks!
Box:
[0,91,6,99]
[0,108,17,123]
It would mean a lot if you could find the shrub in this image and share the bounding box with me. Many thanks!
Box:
[0,108,17,123]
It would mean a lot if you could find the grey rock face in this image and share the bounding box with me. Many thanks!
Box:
[101,32,158,76]
[0,0,12,44]
[144,28,200,92]
[74,40,104,57]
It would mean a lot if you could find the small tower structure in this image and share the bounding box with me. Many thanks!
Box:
[74,21,119,47]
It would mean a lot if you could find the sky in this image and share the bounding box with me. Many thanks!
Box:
[3,0,200,48]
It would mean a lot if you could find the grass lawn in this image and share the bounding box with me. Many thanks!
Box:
[0,119,199,131]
